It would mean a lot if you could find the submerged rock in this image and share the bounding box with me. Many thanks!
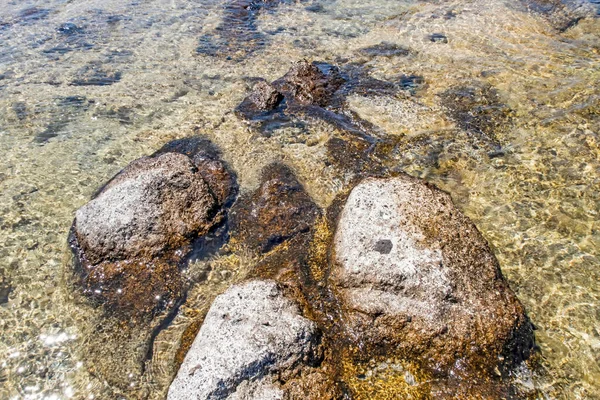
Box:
[0,269,12,305]
[522,0,599,31]
[358,42,411,57]
[71,64,122,86]
[196,0,286,60]
[331,175,535,376]
[440,83,513,143]
[69,137,236,315]
[429,33,448,43]
[74,153,217,263]
[230,163,319,253]
[272,61,346,107]
[235,80,284,120]
[167,280,323,400]
[236,60,406,143]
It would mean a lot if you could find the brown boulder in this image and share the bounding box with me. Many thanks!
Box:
[69,137,237,315]
[331,174,535,380]
[230,163,320,253]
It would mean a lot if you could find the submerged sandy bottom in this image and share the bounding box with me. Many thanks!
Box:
[0,0,599,398]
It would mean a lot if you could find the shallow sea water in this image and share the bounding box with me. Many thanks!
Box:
[0,0,599,399]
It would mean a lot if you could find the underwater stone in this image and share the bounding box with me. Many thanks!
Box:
[69,138,236,314]
[0,270,12,304]
[236,60,398,143]
[332,175,535,375]
[71,64,122,86]
[440,83,512,142]
[57,22,84,35]
[429,33,448,43]
[196,0,286,60]
[272,60,346,107]
[18,7,50,23]
[358,42,410,57]
[167,280,322,400]
[235,80,283,120]
[230,163,319,253]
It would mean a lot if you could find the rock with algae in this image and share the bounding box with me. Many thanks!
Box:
[331,174,535,379]
[230,162,320,254]
[69,137,237,315]
[235,60,409,141]
[167,280,325,400]
[170,170,538,399]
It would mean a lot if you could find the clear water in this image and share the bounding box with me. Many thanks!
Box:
[0,0,598,399]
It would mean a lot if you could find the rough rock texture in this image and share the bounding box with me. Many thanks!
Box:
[74,153,218,264]
[167,280,322,400]
[272,61,346,107]
[235,80,283,119]
[69,137,236,315]
[332,175,535,375]
[153,136,238,207]
[230,163,320,253]
[235,60,401,142]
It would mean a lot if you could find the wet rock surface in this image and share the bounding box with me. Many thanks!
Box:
[230,162,319,253]
[169,169,537,398]
[235,60,412,142]
[331,175,535,377]
[429,33,448,43]
[167,280,323,400]
[69,137,236,315]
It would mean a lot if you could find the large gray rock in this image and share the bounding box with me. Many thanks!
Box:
[167,280,321,400]
[74,152,218,265]
[69,139,237,316]
[332,175,534,374]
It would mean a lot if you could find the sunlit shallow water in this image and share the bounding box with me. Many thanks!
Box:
[0,0,599,399]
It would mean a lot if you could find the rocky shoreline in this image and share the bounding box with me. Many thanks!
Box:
[68,61,539,399]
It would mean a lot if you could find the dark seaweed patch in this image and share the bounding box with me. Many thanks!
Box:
[94,105,134,125]
[440,83,513,143]
[520,0,598,31]
[305,3,326,13]
[196,0,291,60]
[71,65,122,86]
[18,7,50,23]
[12,102,27,120]
[34,96,93,143]
[359,42,410,58]
[34,121,68,143]
[0,283,11,304]
[429,33,448,43]
[0,268,11,305]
